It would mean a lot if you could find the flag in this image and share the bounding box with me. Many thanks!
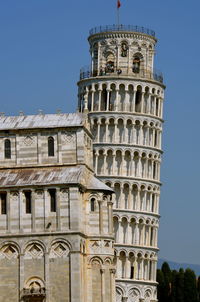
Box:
[117,0,121,9]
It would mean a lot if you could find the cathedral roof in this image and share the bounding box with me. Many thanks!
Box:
[0,113,85,130]
[0,165,113,192]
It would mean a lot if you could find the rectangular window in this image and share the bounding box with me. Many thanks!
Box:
[25,191,32,214]
[0,193,7,215]
[49,189,56,212]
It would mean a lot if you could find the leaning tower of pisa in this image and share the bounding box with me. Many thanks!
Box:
[78,25,165,302]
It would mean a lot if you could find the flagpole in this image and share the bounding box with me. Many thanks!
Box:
[117,7,119,28]
[116,0,121,29]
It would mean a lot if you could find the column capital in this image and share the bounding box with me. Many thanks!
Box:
[95,150,99,156]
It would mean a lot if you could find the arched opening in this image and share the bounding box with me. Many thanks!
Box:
[113,217,119,242]
[119,84,125,111]
[119,251,126,278]
[130,218,136,244]
[123,184,130,209]
[90,198,96,212]
[105,53,115,73]
[121,217,128,243]
[121,41,128,57]
[97,150,104,175]
[151,194,155,212]
[108,118,115,142]
[128,85,134,111]
[88,86,92,111]
[116,150,122,175]
[22,278,45,302]
[129,252,135,279]
[127,119,132,144]
[101,85,107,111]
[106,150,113,175]
[156,98,159,116]
[93,43,98,76]
[132,185,138,210]
[93,84,99,111]
[124,151,131,176]
[144,87,149,113]
[132,57,140,73]
[99,118,106,141]
[153,162,156,179]
[114,183,121,208]
[110,84,116,111]
[135,86,142,112]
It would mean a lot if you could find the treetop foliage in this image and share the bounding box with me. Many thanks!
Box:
[157,262,200,302]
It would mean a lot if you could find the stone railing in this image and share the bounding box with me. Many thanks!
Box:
[89,25,155,37]
[80,66,163,83]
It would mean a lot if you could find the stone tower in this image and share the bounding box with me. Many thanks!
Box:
[78,25,165,302]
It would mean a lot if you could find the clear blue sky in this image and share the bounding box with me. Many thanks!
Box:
[0,0,200,265]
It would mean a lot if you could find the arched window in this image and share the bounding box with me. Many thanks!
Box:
[135,87,142,112]
[105,53,115,73]
[130,266,134,279]
[133,57,140,73]
[48,136,54,157]
[121,41,128,57]
[4,139,11,159]
[90,198,96,212]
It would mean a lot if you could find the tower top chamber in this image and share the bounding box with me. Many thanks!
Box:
[80,25,163,85]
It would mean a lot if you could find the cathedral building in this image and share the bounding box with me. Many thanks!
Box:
[78,25,165,302]
[0,113,115,302]
[0,24,165,302]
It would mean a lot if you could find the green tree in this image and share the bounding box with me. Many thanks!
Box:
[170,270,178,302]
[197,276,200,302]
[184,268,198,302]
[161,262,172,302]
[175,268,184,302]
[157,269,165,302]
